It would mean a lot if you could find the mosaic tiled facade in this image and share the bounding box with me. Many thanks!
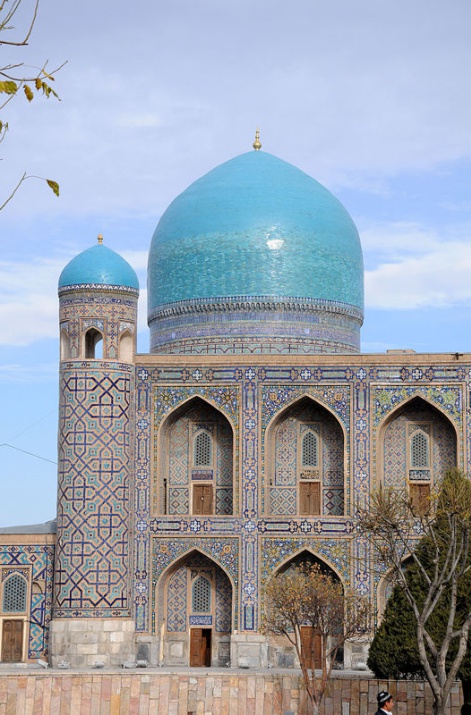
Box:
[7,316,471,668]
[121,357,467,668]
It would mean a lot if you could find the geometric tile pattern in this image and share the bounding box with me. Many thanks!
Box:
[168,488,189,515]
[270,488,296,514]
[323,488,344,515]
[168,420,188,485]
[167,568,187,632]
[0,545,54,659]
[54,367,132,617]
[215,568,232,633]
[215,488,233,515]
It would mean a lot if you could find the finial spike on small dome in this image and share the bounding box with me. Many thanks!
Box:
[253,129,262,151]
[97,234,103,244]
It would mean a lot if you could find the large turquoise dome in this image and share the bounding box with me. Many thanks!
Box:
[59,240,139,291]
[148,148,364,355]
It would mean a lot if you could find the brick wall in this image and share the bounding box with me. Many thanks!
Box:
[0,672,462,715]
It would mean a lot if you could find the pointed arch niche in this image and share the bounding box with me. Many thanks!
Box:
[83,327,103,359]
[156,550,233,667]
[266,550,344,669]
[265,396,345,517]
[379,396,457,505]
[156,396,234,516]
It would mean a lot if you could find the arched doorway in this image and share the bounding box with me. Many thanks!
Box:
[266,551,345,669]
[159,551,233,667]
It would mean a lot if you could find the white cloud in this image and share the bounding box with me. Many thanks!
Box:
[0,259,61,345]
[365,223,471,309]
[361,223,444,257]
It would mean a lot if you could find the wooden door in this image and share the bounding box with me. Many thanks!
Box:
[300,626,322,670]
[300,482,321,515]
[190,628,211,666]
[2,620,23,662]
[193,485,213,515]
[410,483,430,514]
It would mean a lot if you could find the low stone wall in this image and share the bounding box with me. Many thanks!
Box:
[0,671,463,715]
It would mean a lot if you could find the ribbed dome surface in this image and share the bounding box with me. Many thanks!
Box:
[59,242,139,291]
[148,150,363,314]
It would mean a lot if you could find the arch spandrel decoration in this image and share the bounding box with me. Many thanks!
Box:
[151,537,239,632]
[372,385,463,429]
[260,537,351,590]
[153,386,240,428]
[261,385,351,430]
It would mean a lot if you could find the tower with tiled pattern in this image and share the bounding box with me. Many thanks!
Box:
[51,237,139,667]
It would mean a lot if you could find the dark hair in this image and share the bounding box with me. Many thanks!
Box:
[461,705,471,715]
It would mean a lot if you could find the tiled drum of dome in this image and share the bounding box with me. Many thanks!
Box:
[60,294,137,360]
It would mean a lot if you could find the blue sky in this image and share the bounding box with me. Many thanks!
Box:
[1,0,471,526]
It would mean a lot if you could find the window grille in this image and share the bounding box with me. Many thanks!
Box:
[3,573,27,612]
[192,576,211,612]
[195,431,212,467]
[302,431,318,467]
[411,431,429,468]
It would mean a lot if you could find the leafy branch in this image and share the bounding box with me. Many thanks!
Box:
[1,0,64,208]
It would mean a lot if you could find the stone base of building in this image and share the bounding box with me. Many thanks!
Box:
[343,639,370,670]
[49,619,136,668]
[230,634,268,668]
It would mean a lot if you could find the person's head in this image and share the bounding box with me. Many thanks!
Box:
[461,705,471,715]
[377,691,393,712]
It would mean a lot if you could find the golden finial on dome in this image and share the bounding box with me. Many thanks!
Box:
[253,129,262,151]
[97,234,104,244]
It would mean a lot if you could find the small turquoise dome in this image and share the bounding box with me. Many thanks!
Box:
[148,150,363,312]
[59,240,139,291]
